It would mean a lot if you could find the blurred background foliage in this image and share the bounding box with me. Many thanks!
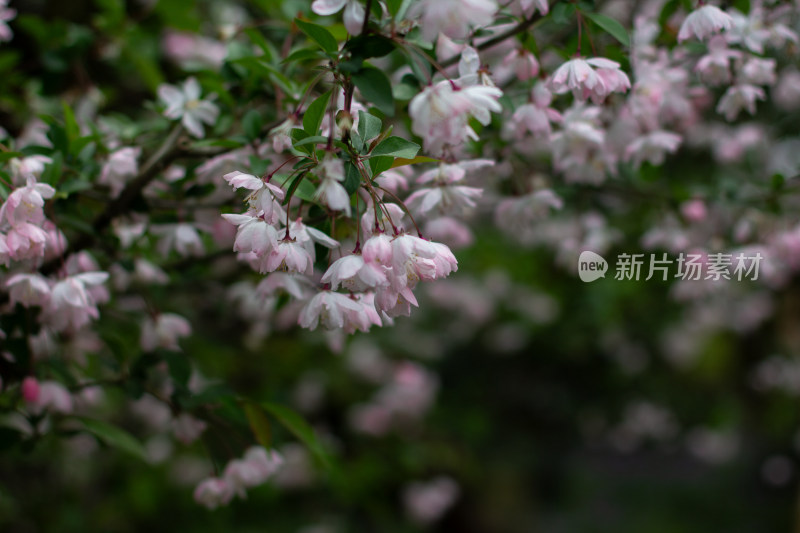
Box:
[0,0,799,532]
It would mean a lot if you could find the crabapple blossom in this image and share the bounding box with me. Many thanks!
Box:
[26,380,73,414]
[171,413,207,445]
[625,130,682,168]
[322,253,388,292]
[716,84,765,121]
[151,223,205,257]
[694,37,741,86]
[678,4,734,43]
[223,170,286,222]
[44,272,109,332]
[158,77,219,138]
[313,154,351,216]
[0,0,15,42]
[549,57,631,103]
[6,273,51,307]
[141,313,192,352]
[311,0,364,36]
[99,147,140,197]
[411,0,498,42]
[193,478,234,510]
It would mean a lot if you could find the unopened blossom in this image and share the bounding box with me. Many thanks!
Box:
[716,84,765,121]
[409,80,502,155]
[193,477,234,510]
[681,199,708,223]
[141,313,192,351]
[312,0,364,36]
[223,170,286,222]
[99,147,140,197]
[6,273,51,307]
[158,77,219,138]
[314,154,351,216]
[21,377,39,403]
[0,0,15,42]
[678,5,733,43]
[549,57,631,103]
[625,130,682,168]
[411,0,497,42]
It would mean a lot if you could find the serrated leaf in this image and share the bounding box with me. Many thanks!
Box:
[352,67,395,117]
[357,111,382,144]
[583,12,630,47]
[77,417,148,461]
[294,18,339,54]
[261,402,331,469]
[370,136,419,159]
[244,402,272,448]
[303,90,332,136]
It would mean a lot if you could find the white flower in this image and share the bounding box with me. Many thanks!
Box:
[409,81,502,155]
[141,313,192,352]
[549,57,630,103]
[411,0,498,43]
[321,253,389,292]
[678,5,733,43]
[193,478,234,509]
[157,77,219,138]
[298,290,365,330]
[625,130,682,168]
[223,170,286,222]
[100,147,140,197]
[716,84,765,121]
[6,273,51,307]
[313,155,351,216]
[312,0,364,36]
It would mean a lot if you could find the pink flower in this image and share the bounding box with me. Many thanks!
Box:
[681,199,707,223]
[313,155,351,216]
[298,290,365,330]
[311,0,364,36]
[390,233,457,290]
[6,273,51,307]
[27,380,73,414]
[265,238,314,275]
[403,477,460,525]
[171,413,207,445]
[716,84,765,121]
[694,36,741,86]
[43,272,109,332]
[193,477,234,510]
[678,5,733,43]
[322,253,389,292]
[0,0,15,42]
[509,0,548,17]
[223,170,286,222]
[99,147,140,198]
[549,57,631,103]
[1,176,55,227]
[625,130,682,168]
[141,313,192,351]
[151,223,205,257]
[222,213,279,258]
[501,49,540,82]
[409,81,502,155]
[411,0,497,42]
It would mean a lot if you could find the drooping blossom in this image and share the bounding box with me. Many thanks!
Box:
[141,313,192,352]
[716,84,765,121]
[549,57,631,103]
[410,0,498,43]
[313,154,351,216]
[99,147,140,197]
[678,5,734,43]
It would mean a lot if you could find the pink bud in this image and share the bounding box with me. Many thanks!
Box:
[22,376,40,403]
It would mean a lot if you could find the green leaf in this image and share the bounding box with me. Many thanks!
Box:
[357,111,382,144]
[344,161,361,194]
[290,128,314,155]
[242,109,263,141]
[62,102,80,145]
[370,136,420,159]
[303,90,332,136]
[0,151,22,163]
[77,417,148,461]
[282,47,325,64]
[294,18,339,54]
[244,28,274,61]
[261,402,331,468]
[293,135,328,148]
[244,402,272,448]
[352,67,395,117]
[391,155,440,168]
[369,156,395,178]
[583,12,630,47]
